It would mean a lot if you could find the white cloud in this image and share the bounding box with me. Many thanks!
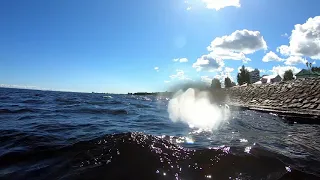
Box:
[209,50,251,63]
[154,67,159,71]
[164,80,171,83]
[269,65,301,78]
[312,61,316,65]
[192,54,224,72]
[276,45,291,56]
[184,0,240,11]
[277,16,320,60]
[202,0,240,10]
[169,69,193,81]
[225,67,234,73]
[264,50,306,65]
[186,6,192,10]
[201,76,213,85]
[259,69,266,73]
[281,33,288,37]
[173,58,188,63]
[206,29,267,63]
[284,56,307,65]
[208,29,267,54]
[262,51,284,62]
[214,67,235,84]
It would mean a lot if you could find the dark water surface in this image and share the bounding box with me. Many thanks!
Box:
[1,88,320,180]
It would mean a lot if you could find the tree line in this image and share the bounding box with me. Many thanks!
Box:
[210,65,307,89]
[211,65,251,89]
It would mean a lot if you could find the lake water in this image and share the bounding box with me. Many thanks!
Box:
[1,87,320,180]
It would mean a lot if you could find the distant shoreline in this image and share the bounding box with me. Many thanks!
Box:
[128,92,173,96]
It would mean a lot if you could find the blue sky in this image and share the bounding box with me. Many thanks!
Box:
[1,0,320,93]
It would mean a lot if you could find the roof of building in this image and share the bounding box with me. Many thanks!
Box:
[295,69,320,76]
[261,75,281,83]
[261,75,281,79]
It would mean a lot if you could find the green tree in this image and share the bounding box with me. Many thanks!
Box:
[237,65,251,85]
[211,78,221,89]
[224,77,233,88]
[283,69,294,81]
[311,66,320,72]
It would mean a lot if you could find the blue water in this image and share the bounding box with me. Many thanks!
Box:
[1,87,320,180]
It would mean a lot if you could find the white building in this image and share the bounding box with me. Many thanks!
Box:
[261,75,282,84]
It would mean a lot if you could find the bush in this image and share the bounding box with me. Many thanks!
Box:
[237,65,251,85]
[211,78,221,89]
[224,77,233,88]
[283,69,294,81]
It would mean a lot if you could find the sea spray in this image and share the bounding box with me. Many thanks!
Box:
[167,88,230,131]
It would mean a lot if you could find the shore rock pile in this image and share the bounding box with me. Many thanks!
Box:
[225,77,320,116]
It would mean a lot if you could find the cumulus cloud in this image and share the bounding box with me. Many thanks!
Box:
[269,65,301,78]
[289,16,320,58]
[186,6,192,10]
[164,80,171,83]
[276,45,291,56]
[202,0,240,10]
[281,33,288,37]
[192,54,224,72]
[209,50,251,63]
[173,58,188,63]
[206,29,267,63]
[277,16,320,60]
[208,29,267,54]
[262,51,284,62]
[284,56,307,65]
[154,67,159,72]
[263,49,306,65]
[213,67,235,84]
[170,69,193,81]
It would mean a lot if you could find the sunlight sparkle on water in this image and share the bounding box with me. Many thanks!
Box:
[168,88,230,131]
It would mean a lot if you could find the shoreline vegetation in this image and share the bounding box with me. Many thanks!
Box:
[3,63,320,122]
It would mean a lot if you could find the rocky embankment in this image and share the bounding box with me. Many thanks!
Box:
[225,77,320,118]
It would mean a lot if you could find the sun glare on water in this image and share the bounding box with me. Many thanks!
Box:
[167,88,230,131]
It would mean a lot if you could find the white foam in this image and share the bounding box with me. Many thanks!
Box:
[167,88,230,131]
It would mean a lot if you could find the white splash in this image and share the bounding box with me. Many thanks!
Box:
[167,88,230,131]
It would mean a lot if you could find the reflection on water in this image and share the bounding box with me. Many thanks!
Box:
[0,88,320,179]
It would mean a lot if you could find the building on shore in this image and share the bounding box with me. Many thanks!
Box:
[249,69,260,84]
[295,69,320,78]
[260,75,282,84]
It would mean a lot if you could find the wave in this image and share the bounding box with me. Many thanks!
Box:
[55,108,128,115]
[0,132,318,180]
[21,99,45,104]
[55,98,81,105]
[0,108,35,114]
